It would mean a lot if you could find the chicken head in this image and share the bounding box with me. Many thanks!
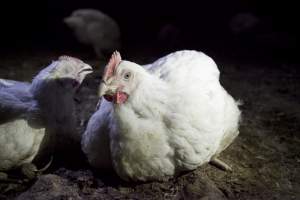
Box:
[99,51,143,104]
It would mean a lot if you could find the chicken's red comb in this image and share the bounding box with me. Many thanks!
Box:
[103,51,121,80]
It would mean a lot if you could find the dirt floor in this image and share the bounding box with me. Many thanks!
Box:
[0,49,299,200]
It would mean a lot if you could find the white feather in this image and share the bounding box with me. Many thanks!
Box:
[0,119,45,170]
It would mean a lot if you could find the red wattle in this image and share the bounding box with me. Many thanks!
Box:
[116,91,128,104]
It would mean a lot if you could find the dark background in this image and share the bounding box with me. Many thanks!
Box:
[0,0,299,61]
[1,1,300,199]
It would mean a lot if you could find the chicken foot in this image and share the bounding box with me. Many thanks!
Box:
[210,157,232,171]
[21,156,53,180]
[0,172,23,184]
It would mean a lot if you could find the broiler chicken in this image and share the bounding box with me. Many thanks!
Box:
[82,50,240,181]
[0,56,93,180]
[64,9,121,58]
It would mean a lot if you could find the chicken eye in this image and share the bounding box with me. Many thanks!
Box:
[123,72,131,80]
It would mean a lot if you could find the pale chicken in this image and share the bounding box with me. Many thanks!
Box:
[64,9,121,58]
[82,50,240,181]
[0,56,92,179]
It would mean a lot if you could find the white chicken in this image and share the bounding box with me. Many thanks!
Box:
[64,9,121,58]
[0,56,93,180]
[82,50,241,181]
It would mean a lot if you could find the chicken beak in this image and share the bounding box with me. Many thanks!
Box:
[99,82,108,97]
[77,65,93,84]
[63,17,74,25]
[99,82,117,100]
[79,65,93,76]
[99,82,128,104]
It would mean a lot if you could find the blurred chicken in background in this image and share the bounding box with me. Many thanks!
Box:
[64,9,121,59]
